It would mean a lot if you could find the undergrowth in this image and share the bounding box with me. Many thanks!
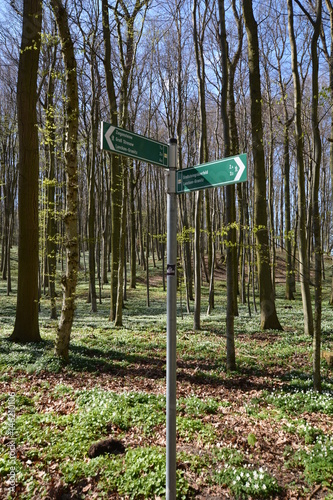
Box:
[0,252,333,498]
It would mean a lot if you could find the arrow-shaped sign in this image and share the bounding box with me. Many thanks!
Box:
[176,154,247,194]
[104,124,116,150]
[101,121,169,168]
[234,156,246,181]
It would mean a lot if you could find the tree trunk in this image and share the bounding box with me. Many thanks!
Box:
[130,164,136,288]
[115,161,128,326]
[287,0,314,336]
[243,0,282,331]
[102,156,110,285]
[113,0,147,323]
[176,9,192,310]
[228,0,243,316]
[267,89,276,293]
[87,53,98,313]
[11,0,42,343]
[276,50,295,301]
[218,0,236,370]
[323,0,333,305]
[51,0,79,362]
[45,53,58,319]
[7,211,13,295]
[193,190,202,330]
[305,0,322,392]
[102,0,121,321]
[192,0,209,330]
[88,161,97,312]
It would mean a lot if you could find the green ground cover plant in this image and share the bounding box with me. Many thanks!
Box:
[213,464,281,499]
[0,255,333,498]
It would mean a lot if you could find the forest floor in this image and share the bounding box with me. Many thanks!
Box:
[0,251,333,499]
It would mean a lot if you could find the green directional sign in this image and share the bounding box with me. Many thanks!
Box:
[101,121,169,168]
[176,154,247,194]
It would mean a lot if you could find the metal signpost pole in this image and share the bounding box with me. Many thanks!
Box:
[166,138,177,500]
[101,120,248,498]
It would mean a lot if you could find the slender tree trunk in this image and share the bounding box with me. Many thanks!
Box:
[130,164,136,288]
[218,0,236,370]
[2,185,11,287]
[205,191,212,283]
[51,0,79,361]
[11,0,42,342]
[176,8,192,310]
[114,0,147,323]
[288,0,314,336]
[88,54,98,313]
[305,0,322,392]
[45,53,58,319]
[276,55,295,300]
[88,164,97,312]
[115,161,128,326]
[267,94,276,293]
[243,0,282,330]
[102,156,110,285]
[7,211,13,295]
[283,124,295,300]
[193,190,202,330]
[323,1,333,305]
[138,184,146,270]
[146,168,150,307]
[180,201,193,310]
[192,0,209,330]
[229,0,243,316]
[102,0,121,321]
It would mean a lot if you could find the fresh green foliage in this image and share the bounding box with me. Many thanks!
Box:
[59,448,189,500]
[111,447,189,499]
[284,373,333,393]
[293,436,333,485]
[213,446,245,467]
[52,383,74,399]
[213,464,281,499]
[247,432,257,446]
[177,416,217,443]
[263,388,333,415]
[177,395,220,416]
[0,338,63,374]
[76,389,166,434]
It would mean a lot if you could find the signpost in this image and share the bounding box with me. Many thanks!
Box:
[101,121,169,168]
[101,120,247,499]
[166,139,177,500]
[176,153,247,194]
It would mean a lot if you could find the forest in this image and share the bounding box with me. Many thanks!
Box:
[0,0,333,498]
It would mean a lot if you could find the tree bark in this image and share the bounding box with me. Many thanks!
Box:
[192,0,209,330]
[218,0,236,370]
[114,0,147,325]
[115,160,128,326]
[11,0,42,342]
[130,164,136,288]
[102,0,121,321]
[51,0,79,362]
[242,0,282,330]
[87,48,98,313]
[287,0,314,336]
[322,0,333,305]
[193,190,202,330]
[301,0,322,392]
[228,0,243,316]
[275,39,295,301]
[102,156,110,285]
[45,48,58,319]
